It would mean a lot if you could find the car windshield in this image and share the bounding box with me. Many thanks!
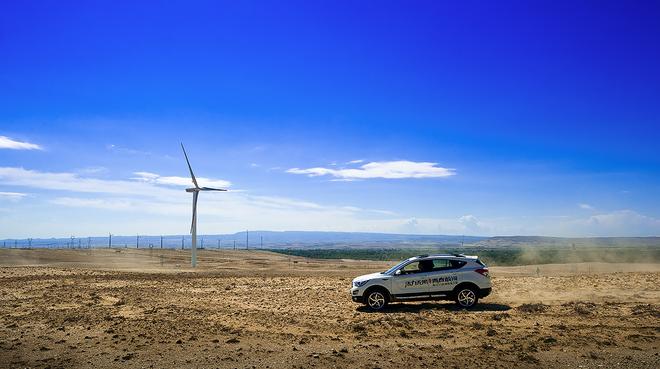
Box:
[383,259,411,275]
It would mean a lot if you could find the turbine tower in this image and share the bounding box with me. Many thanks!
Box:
[181,143,227,267]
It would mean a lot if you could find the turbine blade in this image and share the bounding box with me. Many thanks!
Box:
[200,187,227,191]
[181,143,200,188]
[191,192,199,234]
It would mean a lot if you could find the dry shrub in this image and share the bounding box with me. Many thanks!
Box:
[518,353,539,364]
[563,301,597,315]
[631,304,660,318]
[352,323,366,333]
[517,303,549,313]
[492,313,510,321]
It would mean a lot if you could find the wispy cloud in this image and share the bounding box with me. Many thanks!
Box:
[459,214,487,233]
[0,166,393,235]
[0,192,28,201]
[77,166,109,175]
[578,203,594,210]
[49,197,135,210]
[287,160,456,180]
[4,166,657,237]
[572,209,660,237]
[0,136,43,150]
[0,167,235,198]
[106,144,155,157]
[0,167,178,198]
[132,172,231,188]
[347,159,364,164]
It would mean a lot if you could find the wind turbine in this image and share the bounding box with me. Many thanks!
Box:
[181,143,227,267]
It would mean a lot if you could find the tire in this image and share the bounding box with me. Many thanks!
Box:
[364,289,388,311]
[455,286,479,308]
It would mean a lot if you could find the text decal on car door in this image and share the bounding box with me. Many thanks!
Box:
[405,275,458,288]
[431,275,458,286]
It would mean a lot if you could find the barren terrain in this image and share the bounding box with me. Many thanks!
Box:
[1,248,658,368]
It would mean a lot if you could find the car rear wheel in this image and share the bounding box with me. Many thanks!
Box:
[455,287,478,308]
[365,290,388,311]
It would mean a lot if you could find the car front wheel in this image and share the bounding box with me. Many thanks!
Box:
[455,287,478,308]
[365,290,388,311]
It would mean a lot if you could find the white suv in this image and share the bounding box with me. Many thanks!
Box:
[350,254,492,311]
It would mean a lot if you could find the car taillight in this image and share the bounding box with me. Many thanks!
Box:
[475,268,489,277]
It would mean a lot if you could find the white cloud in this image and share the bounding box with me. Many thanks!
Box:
[578,203,594,210]
[0,167,179,198]
[77,166,109,175]
[0,136,43,150]
[2,167,658,238]
[132,172,231,188]
[347,159,364,164]
[287,160,456,180]
[577,210,660,236]
[459,214,487,233]
[50,197,135,210]
[0,166,395,236]
[400,217,420,233]
[106,144,154,156]
[0,192,27,201]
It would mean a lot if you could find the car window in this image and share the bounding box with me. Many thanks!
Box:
[451,260,467,269]
[432,259,467,271]
[400,260,434,274]
[384,260,410,274]
[400,261,421,274]
[432,259,451,270]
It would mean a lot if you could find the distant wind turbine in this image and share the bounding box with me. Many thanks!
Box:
[181,143,227,267]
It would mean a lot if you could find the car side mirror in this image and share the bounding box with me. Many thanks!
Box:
[394,270,402,276]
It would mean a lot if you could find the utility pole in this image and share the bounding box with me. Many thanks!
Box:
[88,237,91,248]
[78,239,81,248]
[233,240,236,250]
[181,236,184,250]
[217,239,220,249]
[28,238,32,248]
[246,230,249,250]
[136,235,139,248]
[201,238,204,249]
[71,236,74,249]
[260,235,263,249]
[160,235,163,249]
[109,233,112,248]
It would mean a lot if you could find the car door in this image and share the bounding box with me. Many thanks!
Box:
[390,261,432,298]
[428,259,464,295]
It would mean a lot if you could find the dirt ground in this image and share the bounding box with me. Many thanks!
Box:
[0,248,658,368]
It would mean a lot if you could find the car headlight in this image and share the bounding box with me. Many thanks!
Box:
[353,280,368,288]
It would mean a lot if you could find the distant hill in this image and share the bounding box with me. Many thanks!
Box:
[1,231,658,249]
[219,231,485,247]
[0,231,485,249]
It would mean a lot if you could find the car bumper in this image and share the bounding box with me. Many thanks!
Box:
[479,287,492,298]
[350,287,363,303]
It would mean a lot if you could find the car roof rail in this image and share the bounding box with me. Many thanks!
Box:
[452,253,466,257]
[415,254,429,258]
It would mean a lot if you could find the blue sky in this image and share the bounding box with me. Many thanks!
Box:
[1,1,659,238]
